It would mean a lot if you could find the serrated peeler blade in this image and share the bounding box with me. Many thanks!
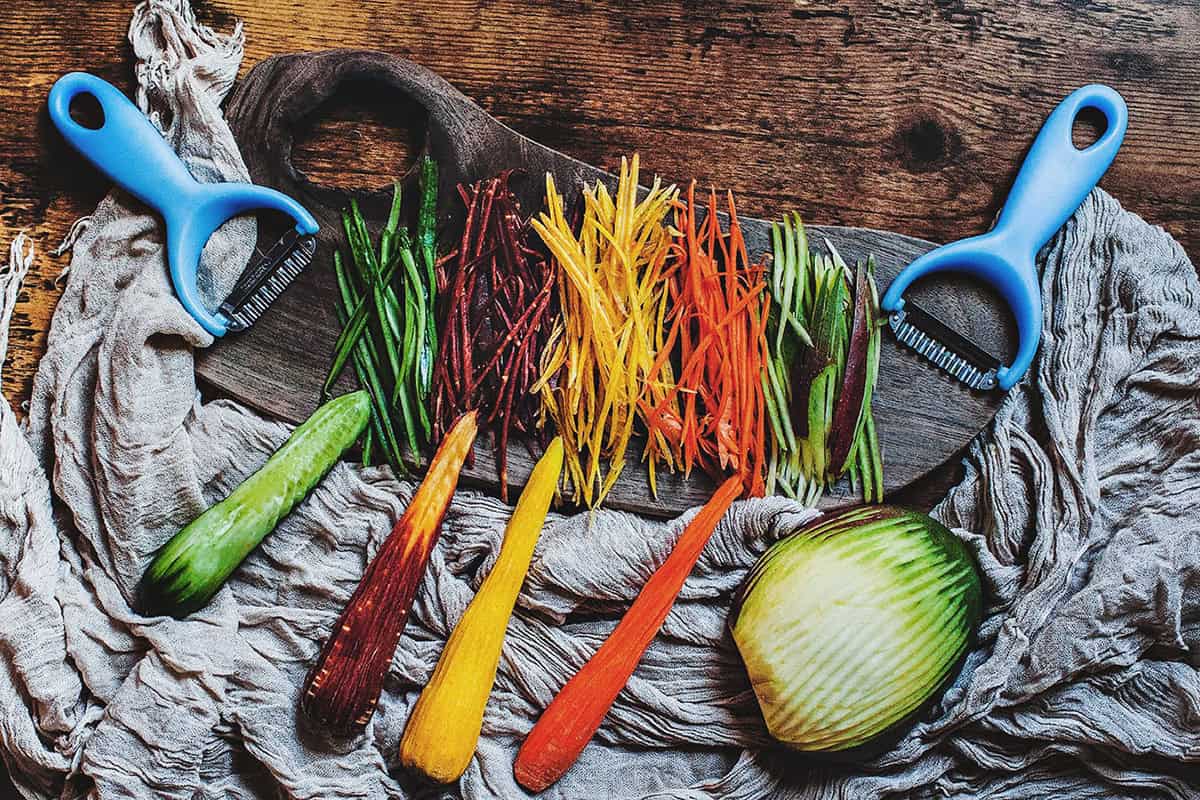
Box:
[888,302,999,391]
[221,229,317,332]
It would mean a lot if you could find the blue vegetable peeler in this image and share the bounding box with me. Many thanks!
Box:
[881,85,1127,391]
[48,72,319,337]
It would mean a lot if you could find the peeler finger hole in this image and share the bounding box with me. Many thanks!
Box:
[292,78,429,195]
[1072,105,1108,151]
[68,92,105,130]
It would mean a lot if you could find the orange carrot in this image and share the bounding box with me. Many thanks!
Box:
[301,412,479,736]
[513,476,743,792]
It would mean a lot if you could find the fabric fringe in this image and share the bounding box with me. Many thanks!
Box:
[0,233,33,389]
[51,216,92,268]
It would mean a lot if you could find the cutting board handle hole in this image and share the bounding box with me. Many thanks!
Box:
[1072,106,1108,151]
[68,92,105,130]
[291,78,429,193]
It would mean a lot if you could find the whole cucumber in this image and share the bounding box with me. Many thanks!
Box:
[138,390,371,618]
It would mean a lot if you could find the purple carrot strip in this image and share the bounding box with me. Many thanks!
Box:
[430,172,561,499]
[827,260,872,472]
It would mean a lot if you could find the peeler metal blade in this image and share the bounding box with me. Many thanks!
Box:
[888,301,1000,391]
[220,228,317,332]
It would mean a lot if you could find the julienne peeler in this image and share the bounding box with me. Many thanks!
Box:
[47,72,319,337]
[881,85,1128,391]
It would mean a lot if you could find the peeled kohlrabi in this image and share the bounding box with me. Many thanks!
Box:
[730,506,982,753]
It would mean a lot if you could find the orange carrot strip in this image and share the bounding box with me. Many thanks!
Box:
[513,476,743,792]
[641,183,769,494]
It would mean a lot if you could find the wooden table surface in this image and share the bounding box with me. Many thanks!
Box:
[0,0,1196,792]
[3,0,1198,422]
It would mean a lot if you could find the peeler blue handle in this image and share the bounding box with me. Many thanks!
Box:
[47,72,319,336]
[881,85,1127,390]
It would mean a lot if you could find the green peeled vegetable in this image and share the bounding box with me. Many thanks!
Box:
[138,390,371,618]
[731,506,981,753]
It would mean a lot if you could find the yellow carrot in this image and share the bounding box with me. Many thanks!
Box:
[399,437,565,783]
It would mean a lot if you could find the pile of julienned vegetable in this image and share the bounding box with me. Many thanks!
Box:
[532,155,679,505]
[323,156,440,475]
[642,183,770,497]
[433,172,558,502]
[324,152,882,509]
[764,214,884,503]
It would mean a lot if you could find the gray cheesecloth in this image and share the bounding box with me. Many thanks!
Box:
[0,2,1196,798]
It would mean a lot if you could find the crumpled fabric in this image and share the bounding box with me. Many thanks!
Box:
[1,1,1197,798]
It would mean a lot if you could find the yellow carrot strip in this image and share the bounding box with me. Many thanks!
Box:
[399,438,564,783]
[531,155,678,506]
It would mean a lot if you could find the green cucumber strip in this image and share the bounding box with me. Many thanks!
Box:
[417,156,439,285]
[334,259,408,473]
[323,251,404,399]
[770,222,785,297]
[361,425,374,467]
[381,182,403,265]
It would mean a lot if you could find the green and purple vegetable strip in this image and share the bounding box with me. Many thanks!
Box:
[763,214,883,503]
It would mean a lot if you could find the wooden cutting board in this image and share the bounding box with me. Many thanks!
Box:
[196,50,1010,517]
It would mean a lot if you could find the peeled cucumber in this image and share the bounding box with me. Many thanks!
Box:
[138,390,371,618]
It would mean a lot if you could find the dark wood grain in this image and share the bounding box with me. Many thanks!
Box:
[5,0,1198,431]
[191,49,1010,517]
